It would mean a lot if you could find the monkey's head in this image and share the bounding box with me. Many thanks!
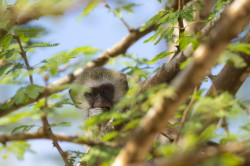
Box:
[69,68,128,117]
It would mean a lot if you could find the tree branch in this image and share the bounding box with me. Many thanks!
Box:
[177,0,184,35]
[0,132,120,148]
[12,35,34,85]
[206,32,250,96]
[101,0,134,32]
[140,141,248,166]
[112,0,250,165]
[0,0,81,38]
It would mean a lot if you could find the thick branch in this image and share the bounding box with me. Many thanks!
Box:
[206,32,250,95]
[112,0,250,165]
[85,25,156,68]
[0,0,80,38]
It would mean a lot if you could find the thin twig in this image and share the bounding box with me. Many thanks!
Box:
[221,117,230,135]
[102,0,134,32]
[177,0,185,35]
[41,112,70,166]
[207,74,218,96]
[0,132,120,147]
[175,87,197,143]
[12,35,34,85]
[207,74,230,134]
[40,77,70,166]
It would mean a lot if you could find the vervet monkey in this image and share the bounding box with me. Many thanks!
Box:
[69,67,128,118]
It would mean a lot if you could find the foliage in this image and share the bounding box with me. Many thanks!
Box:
[0,0,250,166]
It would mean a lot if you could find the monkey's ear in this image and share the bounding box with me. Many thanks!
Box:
[69,89,81,109]
[120,73,129,91]
[121,73,127,80]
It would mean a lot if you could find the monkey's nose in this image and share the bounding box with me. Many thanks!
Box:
[94,100,112,111]
[102,106,111,111]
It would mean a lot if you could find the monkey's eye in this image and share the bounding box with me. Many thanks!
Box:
[84,92,96,98]
[103,87,112,95]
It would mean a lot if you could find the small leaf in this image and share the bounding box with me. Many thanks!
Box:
[26,85,44,99]
[180,7,195,22]
[227,52,247,68]
[0,34,12,50]
[180,57,192,69]
[0,63,12,76]
[78,0,100,20]
[7,141,31,160]
[101,131,118,141]
[149,51,174,64]
[15,27,46,40]
[228,43,250,55]
[114,3,140,14]
[140,10,168,31]
[12,125,36,133]
[71,46,99,56]
[5,49,16,59]
[29,42,60,48]
[50,122,71,127]
[43,51,75,64]
[54,99,73,108]
[13,88,29,105]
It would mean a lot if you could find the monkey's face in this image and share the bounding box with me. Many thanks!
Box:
[70,68,128,118]
[84,83,115,117]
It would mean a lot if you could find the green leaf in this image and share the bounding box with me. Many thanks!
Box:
[0,110,36,125]
[114,3,140,14]
[228,43,250,55]
[26,85,44,99]
[164,10,179,24]
[101,131,118,141]
[50,122,71,127]
[43,51,75,64]
[11,125,36,133]
[7,63,24,75]
[140,10,168,31]
[7,141,31,160]
[226,52,247,68]
[54,99,73,108]
[180,7,195,22]
[144,28,162,43]
[0,63,12,76]
[177,34,199,50]
[241,122,250,131]
[154,27,174,45]
[180,57,193,69]
[5,49,16,59]
[13,88,29,105]
[0,34,12,50]
[28,42,60,48]
[15,27,46,40]
[71,46,99,56]
[149,51,174,64]
[78,0,100,20]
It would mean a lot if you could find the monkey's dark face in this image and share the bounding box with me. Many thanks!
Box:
[84,83,115,111]
[70,67,128,118]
